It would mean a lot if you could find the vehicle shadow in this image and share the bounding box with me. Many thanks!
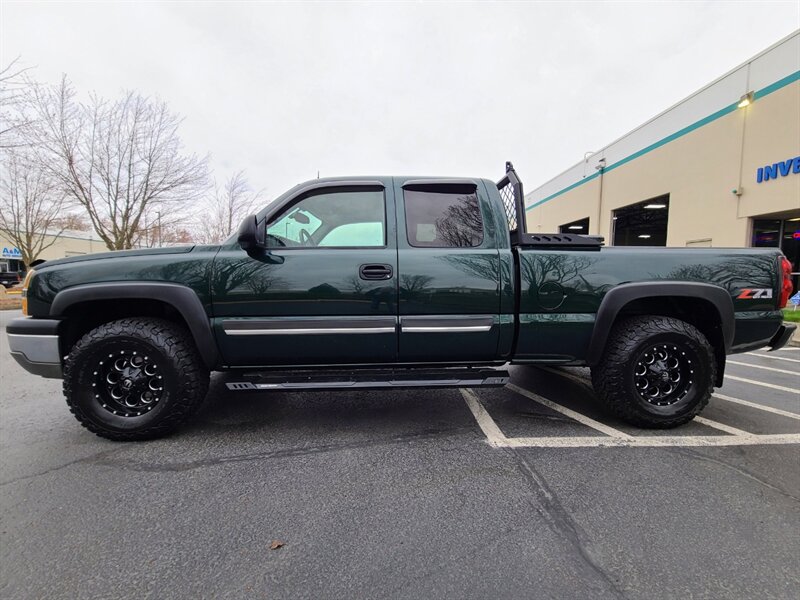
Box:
[181,372,480,440]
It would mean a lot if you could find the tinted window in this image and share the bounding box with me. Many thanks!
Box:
[266,189,385,248]
[403,189,483,248]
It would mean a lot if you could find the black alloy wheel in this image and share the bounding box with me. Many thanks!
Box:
[93,349,165,417]
[591,315,716,428]
[633,342,696,407]
[63,318,209,441]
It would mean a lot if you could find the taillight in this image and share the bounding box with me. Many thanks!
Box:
[778,256,793,308]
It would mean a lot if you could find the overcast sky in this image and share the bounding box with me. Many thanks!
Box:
[2,1,798,201]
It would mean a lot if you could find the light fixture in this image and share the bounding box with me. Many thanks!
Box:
[644,203,666,209]
[568,225,584,230]
[638,234,651,239]
[788,217,800,222]
[738,91,754,108]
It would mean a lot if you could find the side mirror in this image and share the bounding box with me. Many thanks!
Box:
[290,211,310,225]
[237,214,266,253]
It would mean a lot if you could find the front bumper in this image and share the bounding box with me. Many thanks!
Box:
[768,323,797,352]
[7,317,63,379]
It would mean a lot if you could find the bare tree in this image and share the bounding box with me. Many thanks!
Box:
[0,58,32,149]
[24,77,209,250]
[51,212,90,232]
[195,170,262,244]
[0,150,67,267]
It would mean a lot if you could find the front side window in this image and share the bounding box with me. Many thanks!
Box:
[266,189,385,248]
[403,187,483,248]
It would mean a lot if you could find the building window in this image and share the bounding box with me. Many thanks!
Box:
[752,216,800,292]
[612,195,669,246]
[751,219,782,247]
[559,217,590,234]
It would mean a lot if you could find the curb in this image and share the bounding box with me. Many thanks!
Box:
[788,324,800,347]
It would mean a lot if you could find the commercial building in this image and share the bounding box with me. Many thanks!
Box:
[0,230,99,273]
[525,31,800,287]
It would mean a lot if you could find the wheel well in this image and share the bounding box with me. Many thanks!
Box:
[58,299,191,359]
[616,296,726,385]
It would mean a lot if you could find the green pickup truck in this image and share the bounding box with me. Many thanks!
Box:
[7,164,796,440]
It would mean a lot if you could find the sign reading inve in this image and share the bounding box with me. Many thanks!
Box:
[756,156,800,183]
[1,247,22,259]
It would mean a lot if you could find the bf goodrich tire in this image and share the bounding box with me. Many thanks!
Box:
[590,315,716,429]
[63,318,209,441]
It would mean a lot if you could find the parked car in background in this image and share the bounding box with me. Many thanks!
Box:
[0,271,23,289]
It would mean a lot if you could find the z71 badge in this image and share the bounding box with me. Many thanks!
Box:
[737,288,773,299]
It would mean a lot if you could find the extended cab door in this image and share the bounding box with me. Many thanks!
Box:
[211,180,399,366]
[394,179,503,362]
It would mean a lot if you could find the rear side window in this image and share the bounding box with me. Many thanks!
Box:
[403,187,484,248]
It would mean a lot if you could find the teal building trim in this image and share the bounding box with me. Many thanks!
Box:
[527,70,800,210]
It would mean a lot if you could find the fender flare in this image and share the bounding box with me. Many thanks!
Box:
[586,281,734,366]
[50,282,219,369]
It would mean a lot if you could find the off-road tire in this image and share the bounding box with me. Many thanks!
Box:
[63,318,209,441]
[591,315,716,428]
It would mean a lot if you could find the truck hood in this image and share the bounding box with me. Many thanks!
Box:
[35,245,196,270]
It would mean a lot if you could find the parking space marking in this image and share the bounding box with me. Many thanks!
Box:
[498,433,800,448]
[714,393,800,420]
[506,383,633,438]
[461,386,800,448]
[693,416,753,436]
[536,366,778,435]
[724,374,799,394]
[748,353,800,364]
[460,388,509,447]
[727,359,799,376]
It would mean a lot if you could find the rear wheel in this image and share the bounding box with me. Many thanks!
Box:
[591,315,716,428]
[63,318,209,441]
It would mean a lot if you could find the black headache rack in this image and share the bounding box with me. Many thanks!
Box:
[497,162,603,250]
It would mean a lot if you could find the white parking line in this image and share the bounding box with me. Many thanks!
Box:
[501,434,800,448]
[724,375,799,394]
[461,388,800,449]
[538,361,800,422]
[460,388,509,447]
[747,353,800,364]
[727,360,799,376]
[693,416,752,436]
[506,383,632,439]
[714,393,800,420]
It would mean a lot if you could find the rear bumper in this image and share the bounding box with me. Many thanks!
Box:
[768,324,796,352]
[6,317,63,379]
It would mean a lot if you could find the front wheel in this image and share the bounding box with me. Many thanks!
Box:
[591,315,716,428]
[63,318,209,441]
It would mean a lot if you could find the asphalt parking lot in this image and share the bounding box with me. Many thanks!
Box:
[1,308,798,599]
